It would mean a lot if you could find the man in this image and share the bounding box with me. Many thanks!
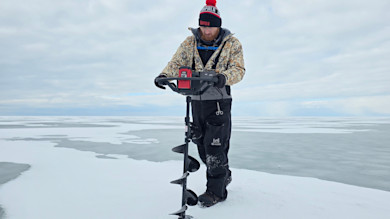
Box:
[154,0,245,207]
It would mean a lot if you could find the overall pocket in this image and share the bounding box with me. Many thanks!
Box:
[203,122,229,176]
[204,122,226,147]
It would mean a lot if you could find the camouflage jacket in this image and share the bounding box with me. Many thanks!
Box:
[161,28,245,87]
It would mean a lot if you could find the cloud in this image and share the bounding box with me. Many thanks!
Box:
[0,0,389,116]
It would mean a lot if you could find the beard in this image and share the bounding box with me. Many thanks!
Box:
[200,28,220,42]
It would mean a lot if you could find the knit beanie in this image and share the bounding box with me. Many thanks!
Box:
[199,0,221,27]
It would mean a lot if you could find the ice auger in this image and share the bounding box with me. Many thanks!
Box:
[156,67,218,219]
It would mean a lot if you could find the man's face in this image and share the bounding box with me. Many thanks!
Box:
[200,26,220,41]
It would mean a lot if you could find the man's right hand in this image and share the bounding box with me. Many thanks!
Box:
[154,75,167,89]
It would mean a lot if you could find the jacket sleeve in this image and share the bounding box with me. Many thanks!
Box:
[160,36,193,78]
[221,37,245,86]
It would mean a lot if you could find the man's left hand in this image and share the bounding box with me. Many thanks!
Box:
[214,74,226,88]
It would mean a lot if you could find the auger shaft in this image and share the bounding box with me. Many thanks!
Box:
[181,96,192,217]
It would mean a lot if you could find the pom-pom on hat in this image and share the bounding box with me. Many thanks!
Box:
[199,0,221,27]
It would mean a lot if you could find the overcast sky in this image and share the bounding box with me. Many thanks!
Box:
[1,0,389,116]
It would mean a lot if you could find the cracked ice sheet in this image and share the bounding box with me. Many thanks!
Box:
[1,140,390,219]
[0,117,182,145]
[231,117,390,134]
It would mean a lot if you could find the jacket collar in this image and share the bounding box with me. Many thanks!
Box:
[189,27,233,46]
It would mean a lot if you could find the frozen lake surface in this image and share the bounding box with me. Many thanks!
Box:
[1,116,389,191]
[0,116,390,218]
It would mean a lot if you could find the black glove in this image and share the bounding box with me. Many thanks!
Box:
[214,74,226,88]
[154,75,167,89]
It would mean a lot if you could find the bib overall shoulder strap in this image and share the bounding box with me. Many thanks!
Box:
[191,40,227,70]
[212,41,227,70]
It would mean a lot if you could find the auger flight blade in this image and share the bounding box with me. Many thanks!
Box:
[185,189,198,206]
[170,205,187,216]
[187,156,200,172]
[170,172,189,185]
[172,144,185,153]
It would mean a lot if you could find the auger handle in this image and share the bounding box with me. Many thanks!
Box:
[156,76,218,95]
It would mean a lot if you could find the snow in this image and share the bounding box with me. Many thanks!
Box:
[1,140,390,219]
[1,117,390,218]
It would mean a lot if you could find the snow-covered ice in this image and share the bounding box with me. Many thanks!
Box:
[1,140,390,219]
